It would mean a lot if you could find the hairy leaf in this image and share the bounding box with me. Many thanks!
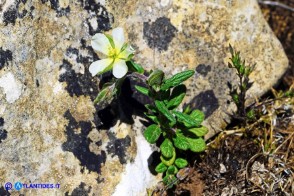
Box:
[160,150,176,166]
[144,124,161,143]
[167,165,178,175]
[167,85,186,109]
[190,110,205,125]
[175,158,188,169]
[145,104,157,113]
[144,113,159,124]
[135,85,149,96]
[163,175,177,187]
[187,137,206,152]
[155,100,176,126]
[173,134,189,150]
[127,60,144,74]
[94,85,114,104]
[155,162,168,173]
[173,111,200,128]
[148,70,164,86]
[160,138,174,158]
[161,70,195,90]
[188,126,208,137]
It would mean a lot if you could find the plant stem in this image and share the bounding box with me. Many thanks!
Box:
[239,74,246,117]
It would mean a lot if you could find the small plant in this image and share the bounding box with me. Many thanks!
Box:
[90,27,207,188]
[227,44,256,122]
[135,70,207,187]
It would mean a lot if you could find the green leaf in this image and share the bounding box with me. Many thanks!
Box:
[161,70,195,90]
[241,83,247,91]
[155,162,167,173]
[145,104,157,113]
[190,110,205,125]
[239,64,245,75]
[232,93,239,104]
[167,85,186,109]
[127,60,144,74]
[155,100,176,126]
[144,124,161,144]
[135,85,149,96]
[246,109,255,120]
[148,70,164,86]
[120,43,128,53]
[229,44,234,56]
[188,126,208,137]
[160,150,176,166]
[183,105,192,114]
[144,113,159,124]
[173,111,200,128]
[175,158,188,168]
[173,134,189,150]
[284,90,294,97]
[167,165,178,175]
[160,138,174,158]
[94,85,114,104]
[113,79,122,96]
[127,53,134,61]
[187,137,206,152]
[249,64,256,75]
[163,175,177,187]
[245,67,251,77]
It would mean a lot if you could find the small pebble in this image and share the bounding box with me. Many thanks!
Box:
[220,163,227,173]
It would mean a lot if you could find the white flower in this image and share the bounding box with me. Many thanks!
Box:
[89,27,134,78]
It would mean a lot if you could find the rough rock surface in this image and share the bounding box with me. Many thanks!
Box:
[0,0,288,195]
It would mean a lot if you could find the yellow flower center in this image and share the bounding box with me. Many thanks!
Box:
[108,47,119,59]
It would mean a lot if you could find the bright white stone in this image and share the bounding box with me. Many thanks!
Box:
[113,131,157,196]
[0,72,23,103]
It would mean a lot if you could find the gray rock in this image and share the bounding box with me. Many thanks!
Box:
[120,0,288,138]
[0,0,288,195]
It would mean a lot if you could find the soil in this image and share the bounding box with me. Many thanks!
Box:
[161,1,294,195]
[171,169,204,196]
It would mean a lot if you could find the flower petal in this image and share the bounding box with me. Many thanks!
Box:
[112,27,125,50]
[89,58,113,76]
[91,33,111,55]
[112,59,128,78]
